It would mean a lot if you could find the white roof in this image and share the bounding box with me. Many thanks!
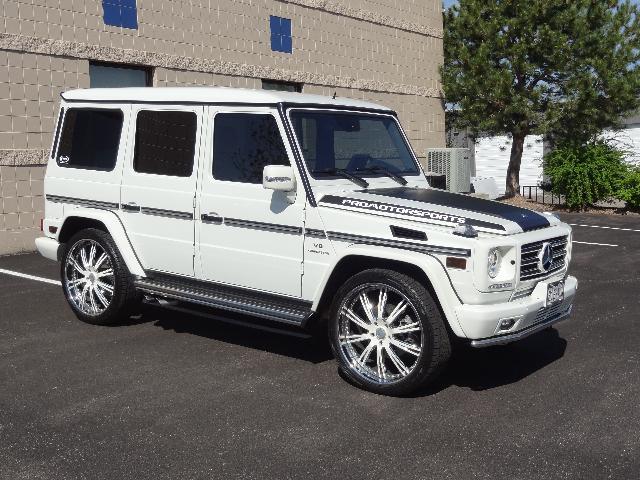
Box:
[61,86,392,111]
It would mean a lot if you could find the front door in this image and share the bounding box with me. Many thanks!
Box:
[196,107,305,297]
[119,105,203,276]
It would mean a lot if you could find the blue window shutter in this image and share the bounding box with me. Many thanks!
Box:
[281,17,291,37]
[270,15,281,35]
[269,15,292,53]
[103,3,121,26]
[281,35,292,54]
[120,6,138,29]
[103,0,138,29]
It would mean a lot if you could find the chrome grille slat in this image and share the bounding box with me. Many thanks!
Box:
[519,236,568,281]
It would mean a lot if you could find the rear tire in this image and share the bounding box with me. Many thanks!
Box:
[328,268,451,396]
[60,228,140,325]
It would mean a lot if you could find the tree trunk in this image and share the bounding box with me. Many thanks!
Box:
[506,132,526,197]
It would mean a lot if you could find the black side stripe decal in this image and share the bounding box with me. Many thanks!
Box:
[326,231,471,257]
[225,218,303,235]
[46,195,118,210]
[305,228,327,238]
[139,207,193,220]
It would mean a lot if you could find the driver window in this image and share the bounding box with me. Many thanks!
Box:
[212,113,289,184]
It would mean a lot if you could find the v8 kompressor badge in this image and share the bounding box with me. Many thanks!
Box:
[320,195,467,225]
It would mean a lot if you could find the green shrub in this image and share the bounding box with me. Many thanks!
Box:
[544,142,629,209]
[618,166,640,209]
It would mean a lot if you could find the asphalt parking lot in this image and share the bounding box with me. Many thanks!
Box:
[1,212,639,480]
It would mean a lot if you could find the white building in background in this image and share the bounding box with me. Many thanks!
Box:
[609,115,640,165]
[473,135,545,192]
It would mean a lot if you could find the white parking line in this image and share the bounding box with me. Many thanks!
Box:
[570,223,640,233]
[0,268,61,286]
[572,241,619,247]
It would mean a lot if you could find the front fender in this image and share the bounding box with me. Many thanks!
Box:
[57,208,145,277]
[311,244,466,338]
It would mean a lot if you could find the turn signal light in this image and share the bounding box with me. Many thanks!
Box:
[446,257,467,270]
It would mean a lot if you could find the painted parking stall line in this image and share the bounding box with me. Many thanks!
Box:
[572,241,619,247]
[0,269,61,286]
[569,223,640,233]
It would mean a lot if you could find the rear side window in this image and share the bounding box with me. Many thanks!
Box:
[56,109,123,170]
[213,113,289,183]
[134,110,197,177]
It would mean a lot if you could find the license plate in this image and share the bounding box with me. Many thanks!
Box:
[546,280,565,306]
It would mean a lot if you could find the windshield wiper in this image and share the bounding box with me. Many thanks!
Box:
[314,168,369,188]
[355,166,408,186]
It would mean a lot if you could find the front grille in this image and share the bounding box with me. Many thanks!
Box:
[520,236,568,281]
[510,285,536,301]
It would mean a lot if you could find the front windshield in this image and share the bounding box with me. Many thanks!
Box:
[289,110,420,178]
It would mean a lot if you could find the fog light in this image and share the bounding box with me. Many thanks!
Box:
[498,318,516,331]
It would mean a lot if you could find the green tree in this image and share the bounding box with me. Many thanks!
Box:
[442,0,640,197]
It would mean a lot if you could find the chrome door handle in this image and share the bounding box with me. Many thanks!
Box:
[201,213,223,224]
[121,202,141,212]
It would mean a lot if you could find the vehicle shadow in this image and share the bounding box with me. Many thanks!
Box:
[141,304,334,364]
[131,304,567,391]
[413,328,568,397]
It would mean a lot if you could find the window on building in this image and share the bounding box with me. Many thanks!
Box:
[56,109,124,171]
[102,0,138,29]
[134,111,197,177]
[261,79,302,93]
[213,114,289,184]
[270,16,292,53]
[89,62,151,88]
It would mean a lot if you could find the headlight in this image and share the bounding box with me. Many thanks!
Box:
[488,248,502,278]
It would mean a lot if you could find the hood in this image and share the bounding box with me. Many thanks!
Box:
[318,187,555,235]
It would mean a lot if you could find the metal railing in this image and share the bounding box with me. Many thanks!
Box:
[521,186,565,205]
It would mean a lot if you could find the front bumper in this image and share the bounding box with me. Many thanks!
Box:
[454,275,578,347]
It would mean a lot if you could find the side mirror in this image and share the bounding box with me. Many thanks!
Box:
[263,165,296,192]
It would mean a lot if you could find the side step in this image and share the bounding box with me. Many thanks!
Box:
[134,274,313,327]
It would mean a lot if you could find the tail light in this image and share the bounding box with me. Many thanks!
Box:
[40,218,44,231]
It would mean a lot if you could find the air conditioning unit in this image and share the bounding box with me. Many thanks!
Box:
[426,148,472,193]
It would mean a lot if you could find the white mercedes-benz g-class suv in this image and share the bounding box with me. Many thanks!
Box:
[36,87,577,395]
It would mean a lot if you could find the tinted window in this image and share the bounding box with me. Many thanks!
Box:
[213,114,289,183]
[290,111,419,176]
[56,109,123,170]
[134,110,197,177]
[89,62,150,88]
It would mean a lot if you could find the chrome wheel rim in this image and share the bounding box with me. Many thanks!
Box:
[338,283,423,385]
[64,239,115,316]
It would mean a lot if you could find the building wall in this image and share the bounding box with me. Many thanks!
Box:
[0,0,445,255]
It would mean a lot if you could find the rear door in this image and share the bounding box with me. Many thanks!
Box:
[119,105,203,276]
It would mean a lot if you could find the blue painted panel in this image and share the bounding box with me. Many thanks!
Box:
[281,17,292,37]
[120,6,138,29]
[281,35,292,54]
[103,3,121,26]
[269,15,292,53]
[102,0,138,29]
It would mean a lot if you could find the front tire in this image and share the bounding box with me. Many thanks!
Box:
[61,228,140,325]
[328,269,451,396]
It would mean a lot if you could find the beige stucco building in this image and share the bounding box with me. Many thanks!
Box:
[0,0,445,255]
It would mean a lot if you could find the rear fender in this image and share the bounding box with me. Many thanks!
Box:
[58,209,145,277]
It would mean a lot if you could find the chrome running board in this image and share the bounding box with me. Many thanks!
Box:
[135,274,313,327]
